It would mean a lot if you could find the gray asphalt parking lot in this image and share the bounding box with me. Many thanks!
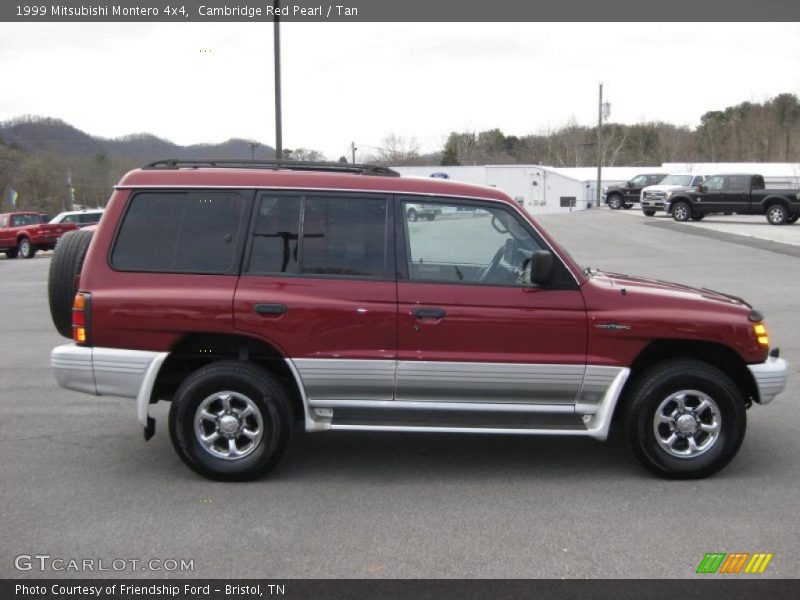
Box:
[0,209,797,579]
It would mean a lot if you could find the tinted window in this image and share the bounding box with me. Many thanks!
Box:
[301,197,387,277]
[649,175,664,185]
[10,214,42,227]
[726,176,748,191]
[630,176,648,187]
[112,191,244,273]
[246,195,388,278]
[248,196,301,274]
[403,200,544,287]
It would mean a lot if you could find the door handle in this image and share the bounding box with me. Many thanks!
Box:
[411,307,446,319]
[254,303,287,316]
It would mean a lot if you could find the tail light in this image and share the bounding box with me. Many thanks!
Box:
[72,292,91,345]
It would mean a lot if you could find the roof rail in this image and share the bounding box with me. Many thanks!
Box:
[141,159,400,177]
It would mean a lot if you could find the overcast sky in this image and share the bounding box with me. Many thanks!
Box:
[1,22,799,159]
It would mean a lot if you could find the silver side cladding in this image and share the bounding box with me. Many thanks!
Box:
[52,344,96,395]
[575,365,627,413]
[292,358,395,402]
[396,361,584,404]
[748,356,788,405]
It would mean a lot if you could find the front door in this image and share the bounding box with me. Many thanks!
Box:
[395,197,587,405]
[697,175,725,214]
[234,191,397,403]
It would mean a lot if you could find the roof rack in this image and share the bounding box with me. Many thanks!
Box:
[141,159,400,177]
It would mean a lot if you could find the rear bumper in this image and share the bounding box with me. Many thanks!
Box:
[748,356,788,405]
[51,344,169,427]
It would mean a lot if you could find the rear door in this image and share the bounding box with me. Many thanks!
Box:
[234,191,397,403]
[723,175,749,213]
[395,196,587,406]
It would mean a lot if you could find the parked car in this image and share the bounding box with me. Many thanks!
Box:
[640,174,706,216]
[0,211,77,258]
[50,209,104,228]
[666,174,800,224]
[604,173,667,210]
[406,203,441,221]
[49,159,787,481]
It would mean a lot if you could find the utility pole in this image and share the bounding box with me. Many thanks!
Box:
[595,83,603,209]
[350,141,357,164]
[273,0,283,160]
[595,83,611,208]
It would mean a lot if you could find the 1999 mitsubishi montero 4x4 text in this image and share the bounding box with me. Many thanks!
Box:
[49,160,788,480]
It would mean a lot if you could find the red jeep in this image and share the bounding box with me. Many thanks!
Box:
[0,212,77,258]
[49,160,788,480]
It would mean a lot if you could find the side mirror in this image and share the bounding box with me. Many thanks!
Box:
[530,250,554,286]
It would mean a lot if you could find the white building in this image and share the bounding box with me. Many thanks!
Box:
[392,163,800,215]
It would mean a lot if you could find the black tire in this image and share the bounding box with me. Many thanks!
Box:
[169,360,292,481]
[425,214,436,221]
[671,201,691,222]
[623,359,746,479]
[766,204,788,225]
[407,208,418,222]
[4,249,18,259]
[642,210,656,217]
[18,237,36,259]
[691,214,705,221]
[607,194,623,210]
[48,229,94,338]
[787,214,799,224]
[622,204,633,210]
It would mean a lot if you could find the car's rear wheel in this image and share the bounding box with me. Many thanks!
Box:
[4,249,18,259]
[425,214,436,221]
[624,359,746,479]
[169,360,292,481]
[642,210,656,217]
[672,202,691,222]
[607,195,623,210]
[48,229,94,338]
[766,204,788,225]
[18,237,36,259]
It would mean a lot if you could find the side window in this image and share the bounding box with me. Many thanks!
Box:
[649,175,664,185]
[704,176,724,191]
[751,176,765,190]
[630,175,647,187]
[402,200,543,287]
[63,215,80,224]
[726,176,747,191]
[112,191,245,274]
[692,176,704,186]
[246,194,388,278]
[248,195,301,274]
[301,196,387,277]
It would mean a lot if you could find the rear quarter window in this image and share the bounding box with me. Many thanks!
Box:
[111,191,246,274]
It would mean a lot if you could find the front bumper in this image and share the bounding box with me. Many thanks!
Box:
[641,199,666,211]
[51,344,169,430]
[748,355,788,405]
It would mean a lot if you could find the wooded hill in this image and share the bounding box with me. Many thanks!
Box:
[1,93,798,214]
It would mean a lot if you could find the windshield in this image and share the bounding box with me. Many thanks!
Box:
[660,175,694,186]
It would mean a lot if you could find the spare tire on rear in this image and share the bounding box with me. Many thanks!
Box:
[48,229,94,339]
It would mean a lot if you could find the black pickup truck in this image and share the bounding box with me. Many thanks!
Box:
[604,173,666,209]
[666,174,800,225]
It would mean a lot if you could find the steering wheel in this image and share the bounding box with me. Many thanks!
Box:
[477,244,506,283]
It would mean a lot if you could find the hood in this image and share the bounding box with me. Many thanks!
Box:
[643,184,693,193]
[589,270,751,309]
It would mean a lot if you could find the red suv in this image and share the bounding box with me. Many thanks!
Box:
[49,160,788,481]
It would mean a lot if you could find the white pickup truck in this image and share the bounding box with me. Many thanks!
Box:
[640,174,706,216]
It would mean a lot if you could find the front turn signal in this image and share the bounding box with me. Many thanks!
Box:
[754,322,769,347]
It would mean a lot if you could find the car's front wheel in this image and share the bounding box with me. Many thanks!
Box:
[169,360,292,481]
[607,195,623,210]
[624,359,746,479]
[642,210,656,217]
[671,201,691,222]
